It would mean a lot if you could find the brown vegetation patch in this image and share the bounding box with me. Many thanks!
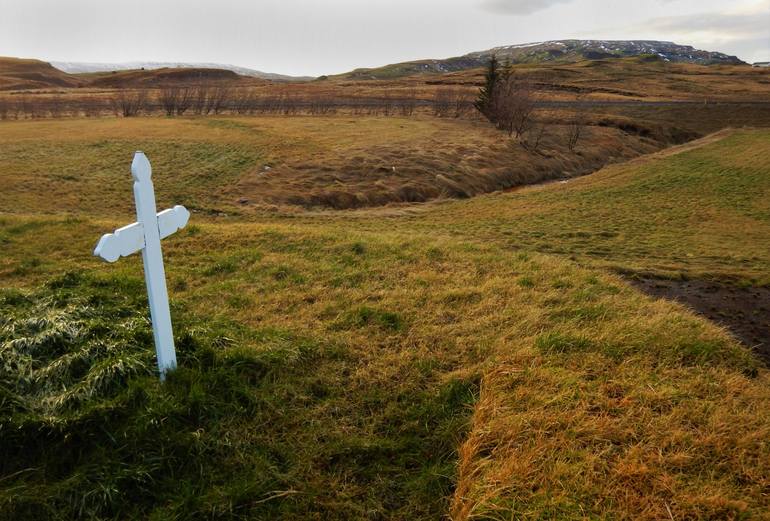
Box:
[226,120,660,209]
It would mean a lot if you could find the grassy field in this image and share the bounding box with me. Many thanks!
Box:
[1,118,769,519]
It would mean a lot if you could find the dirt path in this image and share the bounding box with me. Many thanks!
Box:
[629,277,770,363]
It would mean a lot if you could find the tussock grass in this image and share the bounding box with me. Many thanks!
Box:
[0,272,322,518]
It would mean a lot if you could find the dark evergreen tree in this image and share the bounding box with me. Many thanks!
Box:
[500,58,513,83]
[474,55,499,119]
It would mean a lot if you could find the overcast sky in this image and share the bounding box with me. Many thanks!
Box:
[2,0,768,76]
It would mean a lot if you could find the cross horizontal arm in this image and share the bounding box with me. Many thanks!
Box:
[158,205,191,240]
[94,222,145,263]
[93,205,190,263]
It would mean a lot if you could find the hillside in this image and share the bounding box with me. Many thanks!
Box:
[0,57,83,90]
[1,120,769,518]
[338,39,746,79]
[52,60,314,82]
[83,67,248,88]
[0,58,261,91]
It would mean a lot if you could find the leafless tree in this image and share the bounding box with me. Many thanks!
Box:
[18,95,40,119]
[433,89,452,117]
[231,87,249,114]
[567,95,589,152]
[210,84,232,114]
[159,86,179,116]
[191,83,211,115]
[175,87,193,115]
[156,85,193,116]
[110,90,148,117]
[398,88,417,116]
[453,90,472,118]
[48,95,64,118]
[81,97,104,118]
[521,119,547,153]
[380,93,394,116]
[282,91,302,115]
[491,76,537,139]
[1,98,14,119]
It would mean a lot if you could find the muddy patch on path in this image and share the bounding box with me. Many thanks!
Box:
[628,277,770,363]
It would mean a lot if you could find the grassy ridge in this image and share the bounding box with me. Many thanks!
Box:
[1,122,770,518]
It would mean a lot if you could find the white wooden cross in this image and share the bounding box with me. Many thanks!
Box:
[93,151,190,380]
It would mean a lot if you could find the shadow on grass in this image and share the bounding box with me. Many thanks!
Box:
[0,271,476,519]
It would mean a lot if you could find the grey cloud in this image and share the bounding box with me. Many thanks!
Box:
[632,4,770,40]
[625,7,770,62]
[479,0,575,15]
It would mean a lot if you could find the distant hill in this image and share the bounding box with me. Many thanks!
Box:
[84,67,247,88]
[0,57,83,90]
[51,61,314,82]
[337,40,746,80]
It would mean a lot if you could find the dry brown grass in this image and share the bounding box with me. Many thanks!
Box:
[0,57,82,90]
[0,115,666,212]
[450,275,769,519]
[224,116,663,209]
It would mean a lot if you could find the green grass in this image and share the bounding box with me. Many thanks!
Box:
[1,122,770,519]
[393,130,770,283]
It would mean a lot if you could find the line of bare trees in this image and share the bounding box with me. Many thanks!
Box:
[0,84,482,120]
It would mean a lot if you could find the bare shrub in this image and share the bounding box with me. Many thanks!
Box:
[231,87,250,114]
[157,85,194,116]
[110,90,148,117]
[281,91,301,115]
[381,93,394,116]
[192,83,211,115]
[255,94,281,114]
[210,84,232,114]
[453,90,472,118]
[351,100,365,116]
[1,98,17,119]
[521,115,548,153]
[158,86,179,116]
[81,97,104,118]
[433,89,452,117]
[309,96,335,115]
[48,95,64,118]
[491,76,537,139]
[18,95,40,119]
[398,89,417,116]
[567,96,589,152]
[175,87,193,116]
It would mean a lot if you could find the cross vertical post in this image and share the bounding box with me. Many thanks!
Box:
[93,151,190,381]
[131,152,177,379]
